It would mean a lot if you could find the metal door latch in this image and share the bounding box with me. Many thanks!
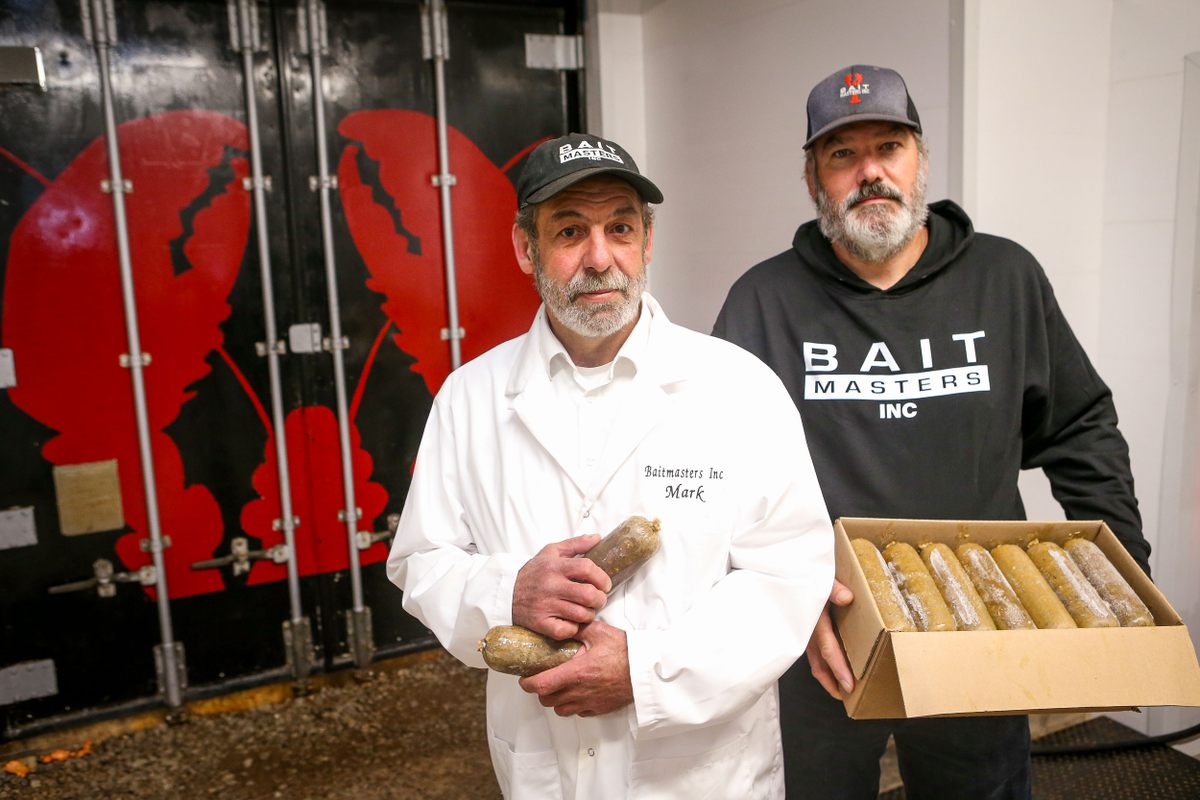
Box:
[322,335,349,352]
[139,535,172,553]
[191,537,290,576]
[48,558,156,598]
[356,513,400,550]
[242,175,272,192]
[255,339,287,357]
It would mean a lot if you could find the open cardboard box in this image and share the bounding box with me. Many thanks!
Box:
[833,518,1200,719]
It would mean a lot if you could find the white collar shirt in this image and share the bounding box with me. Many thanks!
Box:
[534,303,651,496]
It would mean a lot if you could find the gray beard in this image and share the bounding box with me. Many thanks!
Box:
[533,259,647,339]
[816,164,929,263]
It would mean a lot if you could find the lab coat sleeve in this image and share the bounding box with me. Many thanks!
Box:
[626,375,834,739]
[386,384,525,670]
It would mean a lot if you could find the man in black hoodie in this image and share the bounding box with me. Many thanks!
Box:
[713,65,1149,800]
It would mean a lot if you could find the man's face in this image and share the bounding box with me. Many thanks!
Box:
[807,121,928,263]
[513,175,651,339]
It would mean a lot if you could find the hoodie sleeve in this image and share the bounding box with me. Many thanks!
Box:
[1019,267,1150,574]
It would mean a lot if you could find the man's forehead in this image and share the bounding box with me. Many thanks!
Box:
[540,175,643,217]
[816,121,913,150]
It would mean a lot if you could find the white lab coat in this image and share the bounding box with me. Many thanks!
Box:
[388,295,833,799]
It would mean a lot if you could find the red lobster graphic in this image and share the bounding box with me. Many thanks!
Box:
[243,110,543,581]
[3,110,249,598]
[4,108,542,595]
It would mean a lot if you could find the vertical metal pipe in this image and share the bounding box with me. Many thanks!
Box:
[88,0,181,707]
[429,0,462,370]
[237,0,303,624]
[305,0,365,613]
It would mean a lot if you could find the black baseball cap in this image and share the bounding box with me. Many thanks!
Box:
[804,65,922,149]
[516,133,664,208]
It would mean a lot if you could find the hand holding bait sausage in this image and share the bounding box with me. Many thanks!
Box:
[480,515,661,675]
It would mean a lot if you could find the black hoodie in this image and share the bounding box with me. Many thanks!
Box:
[713,200,1149,572]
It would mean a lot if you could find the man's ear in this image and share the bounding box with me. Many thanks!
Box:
[512,224,535,276]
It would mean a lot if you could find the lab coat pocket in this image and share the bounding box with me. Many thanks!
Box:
[486,725,562,800]
[628,726,755,799]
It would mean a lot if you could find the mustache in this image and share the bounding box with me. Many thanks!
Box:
[566,270,630,302]
[845,180,904,209]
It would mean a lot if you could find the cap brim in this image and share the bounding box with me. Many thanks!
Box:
[523,166,664,206]
[803,114,921,149]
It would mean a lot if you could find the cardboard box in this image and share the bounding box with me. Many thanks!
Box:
[833,518,1200,719]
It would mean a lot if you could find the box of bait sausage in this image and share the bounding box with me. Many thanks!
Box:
[832,518,1200,719]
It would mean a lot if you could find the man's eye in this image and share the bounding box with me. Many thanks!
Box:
[880,141,901,152]
[831,149,851,160]
[558,226,580,238]
[612,223,633,234]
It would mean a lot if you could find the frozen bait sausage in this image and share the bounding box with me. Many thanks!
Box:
[477,626,581,677]
[850,538,917,632]
[956,543,1036,630]
[883,542,956,632]
[1027,541,1119,628]
[991,544,1076,629]
[1063,538,1154,627]
[920,542,996,631]
[480,515,662,675]
[583,515,662,589]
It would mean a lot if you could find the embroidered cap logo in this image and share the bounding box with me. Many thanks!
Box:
[558,139,626,165]
[839,72,868,105]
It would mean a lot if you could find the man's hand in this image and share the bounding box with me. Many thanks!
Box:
[513,534,612,640]
[518,619,633,717]
[807,579,855,699]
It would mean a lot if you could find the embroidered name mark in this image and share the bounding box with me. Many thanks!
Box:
[644,465,725,503]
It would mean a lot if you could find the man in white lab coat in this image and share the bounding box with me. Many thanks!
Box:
[387,133,833,799]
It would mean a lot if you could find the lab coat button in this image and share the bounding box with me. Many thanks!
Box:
[582,509,590,518]
[587,747,595,757]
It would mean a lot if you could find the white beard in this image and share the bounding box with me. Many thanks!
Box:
[816,159,929,263]
[533,259,647,339]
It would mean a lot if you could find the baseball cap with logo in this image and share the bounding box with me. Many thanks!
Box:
[516,133,664,208]
[803,65,922,149]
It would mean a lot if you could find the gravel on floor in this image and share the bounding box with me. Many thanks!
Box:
[0,649,499,800]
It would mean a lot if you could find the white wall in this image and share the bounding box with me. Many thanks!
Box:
[613,0,952,335]
[1098,1,1200,745]
[585,0,647,166]
[1157,50,1200,752]
[965,3,1112,532]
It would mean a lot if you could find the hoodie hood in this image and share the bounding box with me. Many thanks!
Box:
[792,199,975,294]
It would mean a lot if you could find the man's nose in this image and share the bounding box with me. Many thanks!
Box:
[856,153,885,184]
[583,228,614,271]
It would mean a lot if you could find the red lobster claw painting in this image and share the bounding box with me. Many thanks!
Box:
[3,110,250,599]
[3,107,543,598]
